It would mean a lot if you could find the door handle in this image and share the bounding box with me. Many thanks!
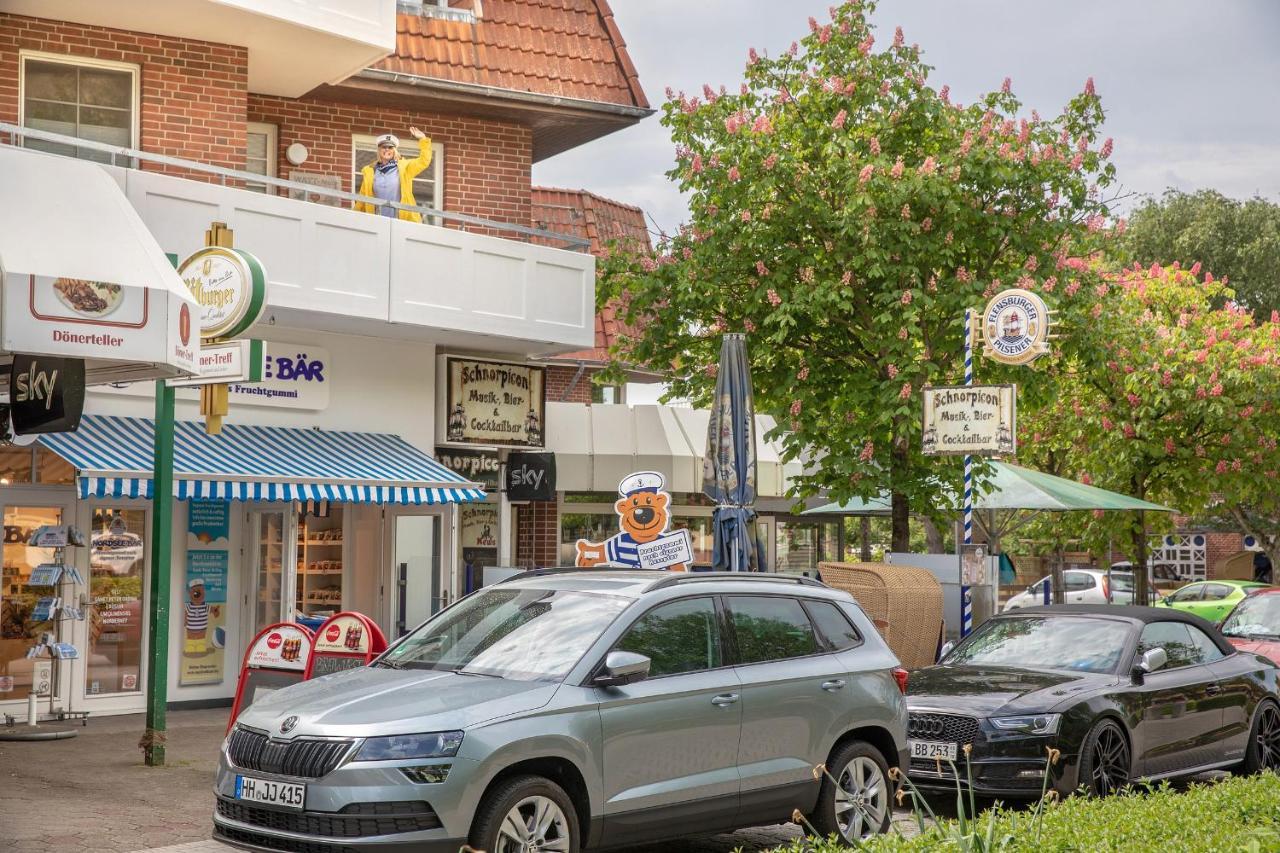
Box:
[821,679,847,692]
[711,693,739,707]
[1205,684,1223,696]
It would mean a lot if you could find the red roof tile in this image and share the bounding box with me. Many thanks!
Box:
[532,187,650,362]
[375,1,648,110]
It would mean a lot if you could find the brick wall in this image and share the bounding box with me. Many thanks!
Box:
[0,13,247,179]
[248,94,532,227]
[545,365,595,404]
[515,501,560,567]
[1205,531,1245,580]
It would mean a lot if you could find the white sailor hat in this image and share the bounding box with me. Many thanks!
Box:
[188,578,205,589]
[619,471,665,497]
[375,133,400,149]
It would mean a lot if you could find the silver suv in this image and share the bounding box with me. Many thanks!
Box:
[213,570,909,852]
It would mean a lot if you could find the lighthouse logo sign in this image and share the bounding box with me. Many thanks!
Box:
[982,289,1050,366]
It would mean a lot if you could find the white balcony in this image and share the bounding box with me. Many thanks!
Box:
[2,126,596,356]
[4,0,396,97]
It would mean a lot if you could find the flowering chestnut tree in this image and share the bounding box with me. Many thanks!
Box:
[600,0,1117,549]
[1017,264,1280,597]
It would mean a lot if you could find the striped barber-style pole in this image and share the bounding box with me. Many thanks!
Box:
[961,308,974,636]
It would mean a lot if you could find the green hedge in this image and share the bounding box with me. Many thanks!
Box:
[775,772,1280,852]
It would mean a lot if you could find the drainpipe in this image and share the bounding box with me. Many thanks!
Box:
[560,361,589,402]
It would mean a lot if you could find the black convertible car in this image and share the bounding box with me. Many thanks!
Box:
[906,605,1280,798]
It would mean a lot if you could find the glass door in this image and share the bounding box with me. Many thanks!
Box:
[388,510,449,638]
[1,499,75,709]
[248,509,296,636]
[84,506,147,699]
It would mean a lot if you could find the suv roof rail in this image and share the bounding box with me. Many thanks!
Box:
[494,566,624,584]
[647,572,828,591]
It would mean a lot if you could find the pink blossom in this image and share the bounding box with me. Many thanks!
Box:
[756,260,769,276]
[886,364,899,379]
[899,382,912,400]
[841,270,852,286]
[788,41,798,56]
[704,364,718,378]
[809,16,820,32]
[858,164,874,184]
[927,275,938,292]
[945,231,954,244]
[939,85,950,104]
[1084,77,1096,96]
[743,318,756,333]
[727,166,741,181]
[1100,137,1113,159]
[800,266,815,283]
[890,157,905,179]
[900,204,911,220]
[1001,76,1012,93]
[919,156,937,175]
[1233,459,1243,472]
[790,399,803,417]
[898,327,909,340]
[880,80,891,96]
[1165,438,1176,455]
[691,154,704,174]
[1123,424,1136,439]
[682,246,693,260]
[1070,153,1084,171]
[901,289,913,304]
[1127,393,1140,407]
[1272,310,1280,324]
[1242,405,1256,418]
[724,115,742,134]
[665,86,675,100]
[639,256,657,272]
[870,137,881,155]
[797,366,809,381]
[1196,386,1208,399]
[1216,460,1229,474]
[859,441,875,462]
[893,26,904,48]
[751,114,774,134]
[831,109,848,130]
[1081,472,1093,485]
[767,289,782,307]
[1101,416,1113,431]
[763,153,779,170]
[748,47,759,65]
[818,25,832,44]
[956,267,972,283]
[1210,383,1223,396]
[740,209,751,222]
[859,35,874,55]
[921,217,933,232]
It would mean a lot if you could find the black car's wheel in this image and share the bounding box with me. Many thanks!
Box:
[1077,718,1131,796]
[806,740,892,845]
[1235,700,1280,776]
[469,774,579,853]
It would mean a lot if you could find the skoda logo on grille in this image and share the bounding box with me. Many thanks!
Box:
[911,716,945,737]
[279,716,298,734]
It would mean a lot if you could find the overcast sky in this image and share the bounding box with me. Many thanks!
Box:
[534,0,1280,239]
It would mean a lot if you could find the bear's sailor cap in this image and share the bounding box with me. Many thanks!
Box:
[188,578,205,589]
[619,471,665,496]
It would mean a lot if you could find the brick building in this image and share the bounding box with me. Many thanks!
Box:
[0,0,654,725]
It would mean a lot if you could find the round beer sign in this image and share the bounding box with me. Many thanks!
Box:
[982,288,1050,366]
[178,247,267,340]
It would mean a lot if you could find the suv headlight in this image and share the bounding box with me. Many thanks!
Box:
[989,714,1061,735]
[354,731,464,762]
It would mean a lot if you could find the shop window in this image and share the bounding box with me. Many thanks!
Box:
[0,447,33,484]
[245,121,277,193]
[591,384,625,405]
[671,515,714,567]
[560,512,618,566]
[21,53,138,165]
[37,447,75,484]
[86,509,146,695]
[297,506,345,618]
[1,506,64,697]
[0,447,74,485]
[776,520,840,572]
[352,133,445,219]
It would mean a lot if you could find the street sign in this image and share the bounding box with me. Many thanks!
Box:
[167,339,263,388]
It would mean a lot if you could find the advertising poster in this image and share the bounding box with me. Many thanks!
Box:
[444,357,545,447]
[88,510,146,694]
[180,500,230,686]
[461,504,499,588]
[921,385,1017,457]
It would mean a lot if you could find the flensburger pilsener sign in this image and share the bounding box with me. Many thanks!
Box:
[921,384,1016,457]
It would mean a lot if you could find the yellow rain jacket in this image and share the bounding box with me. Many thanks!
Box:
[354,137,433,223]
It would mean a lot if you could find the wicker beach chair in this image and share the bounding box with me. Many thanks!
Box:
[818,561,945,669]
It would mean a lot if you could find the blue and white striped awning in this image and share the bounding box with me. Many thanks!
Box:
[38,415,485,505]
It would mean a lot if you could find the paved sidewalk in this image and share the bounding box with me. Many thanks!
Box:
[1,707,921,853]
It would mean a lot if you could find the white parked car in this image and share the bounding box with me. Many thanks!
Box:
[1003,569,1148,611]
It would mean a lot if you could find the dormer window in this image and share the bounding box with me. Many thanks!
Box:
[398,0,480,23]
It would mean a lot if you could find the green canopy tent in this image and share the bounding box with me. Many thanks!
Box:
[803,461,1174,603]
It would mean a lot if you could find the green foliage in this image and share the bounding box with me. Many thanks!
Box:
[599,1,1116,544]
[774,772,1280,852]
[1118,189,1280,316]
[1015,264,1280,565]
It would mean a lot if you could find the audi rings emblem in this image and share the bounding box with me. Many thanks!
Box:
[280,715,298,734]
[911,717,945,738]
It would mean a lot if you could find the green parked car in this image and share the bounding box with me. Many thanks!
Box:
[1156,580,1272,624]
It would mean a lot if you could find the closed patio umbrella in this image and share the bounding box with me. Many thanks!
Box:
[704,334,761,571]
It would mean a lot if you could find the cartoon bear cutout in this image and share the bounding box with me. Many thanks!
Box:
[575,471,687,571]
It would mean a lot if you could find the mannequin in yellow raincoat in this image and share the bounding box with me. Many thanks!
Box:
[354,126,433,223]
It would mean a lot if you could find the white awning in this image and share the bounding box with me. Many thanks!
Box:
[0,145,199,384]
[545,402,802,498]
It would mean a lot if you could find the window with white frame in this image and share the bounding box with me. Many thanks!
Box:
[351,133,444,218]
[245,122,278,194]
[20,52,138,165]
[398,0,480,22]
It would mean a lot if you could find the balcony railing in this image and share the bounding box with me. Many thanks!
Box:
[0,123,588,252]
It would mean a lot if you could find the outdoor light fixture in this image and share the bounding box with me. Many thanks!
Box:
[286,142,309,166]
[354,730,464,761]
